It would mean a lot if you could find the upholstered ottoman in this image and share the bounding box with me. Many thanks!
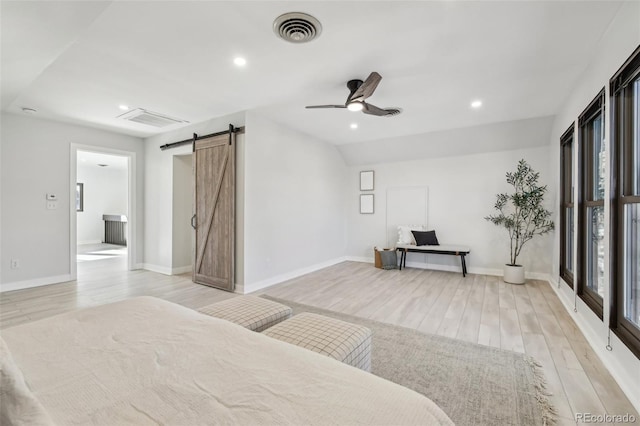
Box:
[198,296,292,332]
[262,312,372,372]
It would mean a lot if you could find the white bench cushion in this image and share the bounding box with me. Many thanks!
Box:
[396,244,470,253]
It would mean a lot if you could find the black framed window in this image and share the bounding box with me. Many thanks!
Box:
[611,45,640,358]
[578,89,606,319]
[560,125,575,287]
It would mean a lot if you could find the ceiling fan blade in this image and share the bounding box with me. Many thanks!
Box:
[348,72,382,103]
[305,105,347,109]
[362,102,396,116]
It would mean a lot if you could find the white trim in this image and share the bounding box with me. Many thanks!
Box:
[77,240,102,245]
[1,274,73,293]
[242,257,348,294]
[143,264,191,275]
[171,265,192,275]
[142,263,173,275]
[345,256,547,279]
[70,144,137,280]
[346,256,374,264]
[547,276,640,415]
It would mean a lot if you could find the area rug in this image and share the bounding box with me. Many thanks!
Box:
[261,295,556,426]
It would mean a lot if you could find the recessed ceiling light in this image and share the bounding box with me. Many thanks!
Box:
[471,100,483,108]
[119,105,129,111]
[347,102,363,112]
[350,123,358,129]
[233,57,247,67]
[21,107,37,114]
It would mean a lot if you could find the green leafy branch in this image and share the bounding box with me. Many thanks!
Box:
[485,159,555,265]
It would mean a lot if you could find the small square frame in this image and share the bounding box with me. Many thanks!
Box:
[360,194,374,214]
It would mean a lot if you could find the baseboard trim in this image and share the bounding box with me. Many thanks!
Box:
[171,265,192,275]
[1,274,74,293]
[142,263,172,275]
[143,263,192,276]
[242,256,348,294]
[344,256,547,279]
[77,240,102,245]
[345,256,372,263]
[545,276,640,415]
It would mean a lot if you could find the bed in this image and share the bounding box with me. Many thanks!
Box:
[1,296,453,425]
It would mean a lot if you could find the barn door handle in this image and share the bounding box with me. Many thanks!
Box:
[191,214,197,229]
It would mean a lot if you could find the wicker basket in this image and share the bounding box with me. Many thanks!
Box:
[374,247,393,269]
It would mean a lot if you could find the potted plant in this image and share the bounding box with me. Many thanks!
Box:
[485,159,554,284]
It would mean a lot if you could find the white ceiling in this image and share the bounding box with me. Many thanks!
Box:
[1,1,624,145]
[78,150,127,171]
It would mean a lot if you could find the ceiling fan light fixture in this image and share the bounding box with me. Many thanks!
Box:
[347,101,363,112]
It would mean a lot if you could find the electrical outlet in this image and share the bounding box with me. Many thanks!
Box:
[10,259,20,269]
[46,201,57,210]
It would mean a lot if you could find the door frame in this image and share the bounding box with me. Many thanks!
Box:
[69,144,137,279]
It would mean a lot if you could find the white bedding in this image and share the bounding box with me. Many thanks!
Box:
[1,296,453,425]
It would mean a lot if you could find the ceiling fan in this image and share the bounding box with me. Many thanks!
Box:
[306,72,401,117]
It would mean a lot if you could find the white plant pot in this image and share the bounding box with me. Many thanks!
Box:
[503,264,525,285]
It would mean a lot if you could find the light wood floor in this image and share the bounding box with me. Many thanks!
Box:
[1,259,637,425]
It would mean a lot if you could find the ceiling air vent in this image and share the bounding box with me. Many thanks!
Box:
[117,108,189,128]
[273,12,322,43]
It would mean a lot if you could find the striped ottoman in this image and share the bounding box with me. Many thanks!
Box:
[263,313,372,372]
[198,296,292,332]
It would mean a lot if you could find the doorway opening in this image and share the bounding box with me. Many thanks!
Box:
[172,154,194,275]
[70,145,136,280]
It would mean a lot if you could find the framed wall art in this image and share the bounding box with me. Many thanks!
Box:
[360,194,374,214]
[360,170,374,191]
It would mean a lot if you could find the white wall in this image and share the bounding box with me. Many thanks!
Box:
[171,155,192,272]
[548,1,640,411]
[346,144,554,277]
[77,163,128,244]
[0,113,144,290]
[143,112,246,276]
[242,112,348,293]
[338,116,554,166]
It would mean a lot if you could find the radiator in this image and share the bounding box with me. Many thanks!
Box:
[102,214,127,246]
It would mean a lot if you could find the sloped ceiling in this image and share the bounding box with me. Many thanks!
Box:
[1,1,624,145]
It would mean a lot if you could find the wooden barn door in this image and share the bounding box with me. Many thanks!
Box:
[193,132,235,291]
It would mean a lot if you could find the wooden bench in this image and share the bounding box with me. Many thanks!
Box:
[396,244,471,277]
